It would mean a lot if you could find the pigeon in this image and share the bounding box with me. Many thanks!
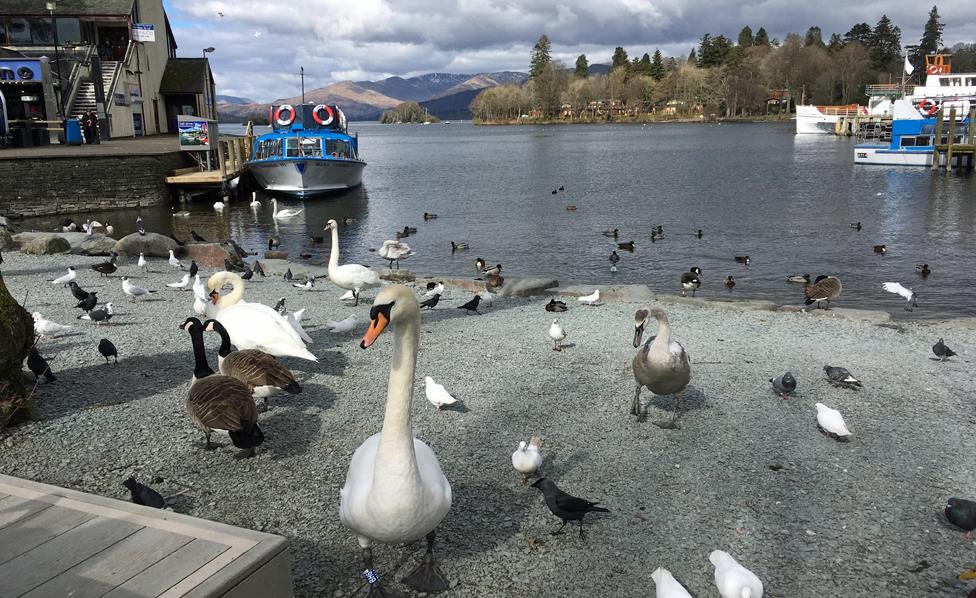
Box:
[136,215,145,235]
[122,276,155,301]
[770,371,796,400]
[240,267,254,280]
[137,253,148,272]
[681,267,702,297]
[651,567,693,598]
[549,319,566,351]
[882,282,918,311]
[166,273,191,290]
[26,347,56,382]
[68,281,91,302]
[945,498,976,537]
[191,230,207,242]
[122,477,165,509]
[91,253,118,277]
[710,550,764,598]
[933,338,956,361]
[75,292,98,312]
[824,365,861,388]
[420,293,441,310]
[457,295,482,314]
[325,314,357,333]
[252,260,265,276]
[577,290,600,305]
[191,275,209,316]
[285,308,313,344]
[50,267,77,287]
[283,268,293,281]
[32,312,72,339]
[292,279,314,290]
[189,260,199,278]
[512,437,543,484]
[273,297,286,314]
[79,303,114,325]
[545,299,567,312]
[168,250,184,270]
[424,376,459,410]
[98,338,118,363]
[530,478,609,538]
[815,403,851,441]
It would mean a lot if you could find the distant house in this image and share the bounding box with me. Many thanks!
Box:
[766,89,792,113]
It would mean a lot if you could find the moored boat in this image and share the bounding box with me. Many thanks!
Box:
[853,99,972,166]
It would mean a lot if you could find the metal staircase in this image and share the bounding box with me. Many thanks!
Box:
[68,61,117,120]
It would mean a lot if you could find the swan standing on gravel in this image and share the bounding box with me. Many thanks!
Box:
[631,308,691,428]
[206,271,317,361]
[324,219,380,306]
[340,286,452,595]
[271,198,302,219]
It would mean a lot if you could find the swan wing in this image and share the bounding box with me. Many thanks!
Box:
[217,302,316,360]
[333,264,382,287]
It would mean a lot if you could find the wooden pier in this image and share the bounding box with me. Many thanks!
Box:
[165,136,252,188]
[932,107,976,172]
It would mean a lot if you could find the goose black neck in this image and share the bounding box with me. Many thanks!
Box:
[211,321,232,357]
[188,323,215,378]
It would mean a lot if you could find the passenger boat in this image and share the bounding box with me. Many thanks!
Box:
[247,104,365,196]
[853,99,972,166]
[796,104,868,134]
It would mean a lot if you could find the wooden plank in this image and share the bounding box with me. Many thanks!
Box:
[103,538,228,598]
[23,527,192,598]
[0,505,93,565]
[0,517,142,596]
[0,495,51,530]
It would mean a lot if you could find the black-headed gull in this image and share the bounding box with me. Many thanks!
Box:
[50,267,77,287]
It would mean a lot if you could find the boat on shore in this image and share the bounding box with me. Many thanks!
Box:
[247,104,365,196]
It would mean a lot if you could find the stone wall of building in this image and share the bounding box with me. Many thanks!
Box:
[0,152,191,218]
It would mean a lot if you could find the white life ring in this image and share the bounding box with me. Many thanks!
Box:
[275,104,296,126]
[312,104,334,126]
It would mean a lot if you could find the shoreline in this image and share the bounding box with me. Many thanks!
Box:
[472,115,791,126]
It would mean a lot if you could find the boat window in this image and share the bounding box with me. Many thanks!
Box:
[900,136,917,148]
[325,139,352,159]
[966,77,976,86]
[300,137,322,158]
[916,136,931,146]
[285,137,301,158]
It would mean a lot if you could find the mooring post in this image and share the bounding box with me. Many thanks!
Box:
[946,107,958,171]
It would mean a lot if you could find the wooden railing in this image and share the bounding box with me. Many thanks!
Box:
[217,137,248,176]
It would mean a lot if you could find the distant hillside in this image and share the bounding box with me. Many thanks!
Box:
[434,71,528,99]
[359,73,472,102]
[420,89,482,121]
[215,94,253,105]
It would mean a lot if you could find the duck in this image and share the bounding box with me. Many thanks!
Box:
[268,237,281,250]
[206,271,317,361]
[851,222,862,231]
[271,198,303,219]
[804,275,842,309]
[617,240,635,251]
[681,267,702,297]
[511,437,543,484]
[733,255,751,265]
[549,319,567,351]
[249,192,260,208]
[424,212,438,220]
[558,185,565,191]
[204,319,302,410]
[475,258,486,273]
[873,244,887,254]
[693,229,703,239]
[724,275,735,290]
[486,273,504,289]
[91,252,119,277]
[180,317,264,458]
[916,263,931,277]
[482,263,502,276]
[565,205,577,211]
[213,199,226,211]
[451,241,470,252]
[340,286,452,595]
[786,273,810,284]
[104,222,114,236]
[609,250,620,265]
[309,235,324,243]
[324,219,381,305]
[378,240,414,269]
[545,299,567,312]
[631,308,691,428]
[172,208,191,217]
[603,228,619,238]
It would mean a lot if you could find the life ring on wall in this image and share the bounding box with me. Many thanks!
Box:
[275,104,296,126]
[919,98,940,115]
[312,104,334,126]
[16,66,34,80]
[926,64,940,75]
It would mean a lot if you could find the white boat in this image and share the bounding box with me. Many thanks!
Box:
[854,99,971,166]
[796,104,868,134]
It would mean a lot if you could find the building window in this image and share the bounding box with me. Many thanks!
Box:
[29,19,54,44]
[56,19,81,44]
[7,18,31,44]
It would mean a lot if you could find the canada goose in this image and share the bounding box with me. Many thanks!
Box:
[324,219,381,306]
[724,275,735,289]
[602,228,619,238]
[180,317,264,458]
[693,229,703,238]
[631,308,691,427]
[681,267,702,297]
[424,212,438,220]
[733,255,750,265]
[873,244,886,254]
[916,263,931,277]
[851,222,862,231]
[451,241,470,252]
[786,273,810,284]
[804,275,842,309]
[617,240,635,251]
[545,299,567,312]
[91,252,118,277]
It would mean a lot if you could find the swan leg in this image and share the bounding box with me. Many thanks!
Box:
[401,530,450,593]
[653,392,682,430]
[360,547,404,598]
[630,384,643,416]
[352,290,360,307]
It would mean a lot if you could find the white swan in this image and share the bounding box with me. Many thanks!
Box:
[206,271,317,361]
[249,191,261,208]
[271,198,302,219]
[324,219,381,306]
[213,200,225,211]
[340,286,452,594]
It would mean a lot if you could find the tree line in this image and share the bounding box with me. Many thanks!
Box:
[379,102,440,124]
[471,6,976,122]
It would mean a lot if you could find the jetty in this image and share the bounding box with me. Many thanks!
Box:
[932,107,976,172]
[164,136,250,189]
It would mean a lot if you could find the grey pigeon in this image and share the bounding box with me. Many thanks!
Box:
[531,478,609,539]
[933,338,956,361]
[824,365,861,389]
[945,498,976,537]
[770,371,796,399]
[283,268,293,281]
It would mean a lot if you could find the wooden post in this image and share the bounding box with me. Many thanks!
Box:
[217,139,227,175]
[932,110,944,170]
[967,107,976,145]
[946,107,957,170]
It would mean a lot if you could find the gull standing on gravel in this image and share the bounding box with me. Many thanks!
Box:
[168,250,184,270]
[651,567,693,598]
[824,365,861,389]
[325,314,357,333]
[50,267,77,287]
[32,312,72,339]
[424,376,459,410]
[882,281,918,311]
[285,307,313,344]
[512,437,543,484]
[815,403,851,441]
[549,319,566,351]
[478,291,494,308]
[292,279,314,291]
[122,276,155,301]
[167,273,191,290]
[138,253,148,272]
[578,290,600,305]
[423,282,444,299]
[710,550,763,598]
[770,371,796,400]
[933,338,956,361]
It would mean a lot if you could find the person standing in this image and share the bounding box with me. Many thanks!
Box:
[87,110,100,144]
[80,111,92,144]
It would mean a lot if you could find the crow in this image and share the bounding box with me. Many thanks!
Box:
[420,293,441,310]
[122,477,165,509]
[98,338,118,364]
[191,230,207,243]
[531,478,609,538]
[457,295,481,314]
[27,347,56,382]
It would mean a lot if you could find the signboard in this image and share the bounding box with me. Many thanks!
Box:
[132,23,155,42]
[0,59,42,83]
[177,116,214,150]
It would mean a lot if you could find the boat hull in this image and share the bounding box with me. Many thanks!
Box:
[248,159,365,196]
[796,106,839,134]
[854,145,936,166]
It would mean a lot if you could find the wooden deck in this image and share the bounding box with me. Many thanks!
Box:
[0,474,292,598]
[165,137,250,188]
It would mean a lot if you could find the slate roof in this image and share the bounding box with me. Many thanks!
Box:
[0,0,134,16]
[159,58,210,94]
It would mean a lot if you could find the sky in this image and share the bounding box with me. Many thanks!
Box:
[163,1,976,102]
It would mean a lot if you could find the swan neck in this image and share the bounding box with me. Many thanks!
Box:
[651,315,671,349]
[374,306,421,483]
[216,276,244,309]
[328,224,340,270]
[189,325,214,379]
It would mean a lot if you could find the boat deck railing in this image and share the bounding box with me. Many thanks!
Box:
[865,84,913,97]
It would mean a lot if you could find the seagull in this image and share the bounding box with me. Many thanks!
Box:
[933,338,956,361]
[681,267,702,297]
[882,282,918,311]
[50,267,77,287]
[478,292,494,308]
[824,365,861,389]
[98,338,118,364]
[423,282,445,298]
[138,253,148,272]
[80,303,113,325]
[770,371,796,400]
[457,295,482,314]
[577,290,600,305]
[254,31,262,38]
[32,312,72,339]
[122,276,155,301]
[512,437,543,484]
[168,250,184,270]
[166,273,191,290]
[191,275,209,316]
[325,314,357,333]
[651,567,693,598]
[710,550,764,598]
[815,403,851,441]
[136,215,145,236]
[549,319,566,351]
[122,477,165,508]
[420,293,441,310]
[530,478,608,538]
[285,307,313,344]
[27,347,56,382]
[424,376,459,409]
[292,279,314,290]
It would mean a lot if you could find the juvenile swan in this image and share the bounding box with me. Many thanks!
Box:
[631,308,691,428]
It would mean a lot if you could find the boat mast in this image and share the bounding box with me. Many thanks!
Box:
[301,66,305,105]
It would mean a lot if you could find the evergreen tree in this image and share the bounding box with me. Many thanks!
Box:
[697,34,712,66]
[650,49,665,80]
[611,46,630,70]
[738,25,754,47]
[530,34,552,79]
[918,5,944,58]
[827,33,844,52]
[844,23,872,46]
[638,53,652,76]
[687,48,697,64]
[870,15,902,72]
[754,27,769,46]
[805,26,824,47]
[573,54,589,79]
[699,34,732,67]
[665,57,678,72]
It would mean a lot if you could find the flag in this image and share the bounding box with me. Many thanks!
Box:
[904,56,915,76]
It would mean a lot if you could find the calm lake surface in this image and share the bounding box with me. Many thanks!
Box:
[19,121,976,319]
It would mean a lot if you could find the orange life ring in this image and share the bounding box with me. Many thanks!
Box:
[926,64,940,75]
[919,99,939,116]
[275,104,296,126]
[312,104,334,126]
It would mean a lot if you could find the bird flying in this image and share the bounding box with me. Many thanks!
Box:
[882,282,918,311]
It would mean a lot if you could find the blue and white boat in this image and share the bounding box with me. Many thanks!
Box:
[854,99,972,166]
[247,104,365,196]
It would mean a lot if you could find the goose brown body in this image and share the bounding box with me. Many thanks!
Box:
[804,275,842,308]
[205,319,301,398]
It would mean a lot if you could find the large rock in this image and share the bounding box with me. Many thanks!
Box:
[497,277,559,298]
[21,235,71,255]
[179,242,246,269]
[556,284,651,303]
[114,232,178,257]
[71,234,118,256]
[0,229,12,251]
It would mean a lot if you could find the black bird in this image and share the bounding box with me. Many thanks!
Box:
[224,258,244,272]
[420,293,441,310]
[122,477,165,509]
[945,498,976,537]
[27,347,55,382]
[558,185,565,191]
[725,275,736,289]
[268,237,281,250]
[274,297,286,314]
[609,250,620,265]
[252,260,266,276]
[693,229,703,238]
[283,268,293,281]
[168,234,185,247]
[873,244,887,254]
[424,212,438,220]
[189,260,199,278]
[770,371,796,399]
[241,267,254,280]
[80,305,113,325]
[68,281,91,302]
[545,299,568,312]
[681,267,702,297]
[191,230,207,243]
[617,240,635,251]
[531,478,609,538]
[824,365,862,388]
[309,235,324,243]
[457,295,482,314]
[916,263,931,277]
[734,255,751,265]
[98,338,118,364]
[91,252,118,277]
[551,189,558,195]
[933,338,956,361]
[136,215,145,236]
[851,222,862,231]
[75,291,98,312]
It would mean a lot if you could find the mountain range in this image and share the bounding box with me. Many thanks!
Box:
[216,71,529,122]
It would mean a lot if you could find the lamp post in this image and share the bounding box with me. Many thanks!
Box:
[202,47,215,119]
[45,1,64,124]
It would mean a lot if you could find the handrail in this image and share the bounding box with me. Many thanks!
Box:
[63,44,95,119]
[105,41,135,115]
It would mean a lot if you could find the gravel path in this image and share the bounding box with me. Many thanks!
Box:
[2,251,975,597]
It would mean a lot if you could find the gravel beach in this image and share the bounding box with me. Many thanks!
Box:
[2,250,975,597]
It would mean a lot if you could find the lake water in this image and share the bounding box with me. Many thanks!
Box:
[18,121,976,319]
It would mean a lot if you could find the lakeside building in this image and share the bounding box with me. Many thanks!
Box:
[0,0,216,144]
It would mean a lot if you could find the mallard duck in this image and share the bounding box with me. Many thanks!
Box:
[451,241,469,252]
[851,222,862,231]
[424,212,438,220]
[693,229,703,239]
[916,263,931,277]
[681,267,702,297]
[804,275,842,309]
[545,299,567,312]
[482,264,502,276]
[733,255,750,265]
[602,228,619,238]
[631,308,691,428]
[91,252,119,277]
[873,244,887,254]
[617,240,635,251]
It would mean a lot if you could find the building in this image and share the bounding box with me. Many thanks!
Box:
[0,0,216,142]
